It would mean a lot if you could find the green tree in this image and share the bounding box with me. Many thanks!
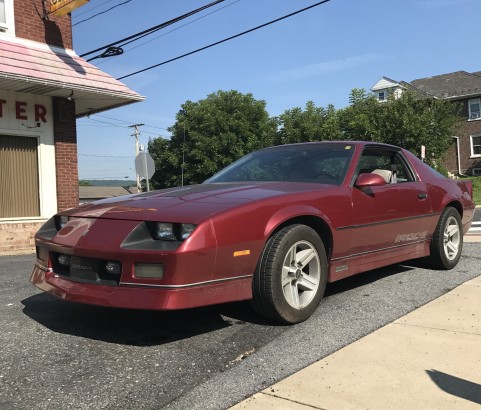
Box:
[339,89,461,164]
[275,101,342,145]
[149,90,277,188]
[78,180,92,186]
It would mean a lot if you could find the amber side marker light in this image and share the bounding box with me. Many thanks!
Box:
[233,250,251,257]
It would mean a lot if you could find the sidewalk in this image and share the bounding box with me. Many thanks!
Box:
[231,274,481,409]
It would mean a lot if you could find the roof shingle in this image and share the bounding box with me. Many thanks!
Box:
[410,71,481,99]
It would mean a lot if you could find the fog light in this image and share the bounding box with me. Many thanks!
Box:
[105,261,121,275]
[135,263,164,279]
[58,254,71,266]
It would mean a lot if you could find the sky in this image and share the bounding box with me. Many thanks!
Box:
[72,0,480,181]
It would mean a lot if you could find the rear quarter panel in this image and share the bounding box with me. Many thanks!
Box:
[403,150,475,233]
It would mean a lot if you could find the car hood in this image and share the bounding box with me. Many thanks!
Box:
[67,182,334,223]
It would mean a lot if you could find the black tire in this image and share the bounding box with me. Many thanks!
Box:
[428,207,463,270]
[251,224,328,324]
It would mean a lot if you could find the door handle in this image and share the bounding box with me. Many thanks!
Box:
[417,192,428,199]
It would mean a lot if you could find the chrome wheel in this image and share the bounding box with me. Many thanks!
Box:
[443,215,461,261]
[281,240,321,310]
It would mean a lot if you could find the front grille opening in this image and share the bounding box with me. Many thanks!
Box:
[51,253,121,286]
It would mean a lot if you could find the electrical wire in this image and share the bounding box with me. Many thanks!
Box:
[80,116,170,134]
[95,0,241,67]
[116,0,332,81]
[73,0,133,27]
[81,118,127,129]
[80,0,225,60]
[74,0,117,18]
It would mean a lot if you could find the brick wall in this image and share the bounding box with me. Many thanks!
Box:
[0,221,43,253]
[441,99,481,175]
[53,97,79,210]
[453,99,481,175]
[2,2,76,255]
[14,0,73,49]
[443,142,457,173]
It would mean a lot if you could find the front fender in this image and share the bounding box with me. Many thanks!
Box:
[263,205,334,238]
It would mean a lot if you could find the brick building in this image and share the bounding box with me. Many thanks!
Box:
[0,0,143,253]
[371,71,481,176]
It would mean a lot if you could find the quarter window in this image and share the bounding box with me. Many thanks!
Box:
[469,98,481,120]
[471,135,481,157]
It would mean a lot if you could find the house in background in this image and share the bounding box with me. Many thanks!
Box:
[371,71,481,176]
[0,0,144,254]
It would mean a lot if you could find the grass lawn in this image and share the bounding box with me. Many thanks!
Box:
[461,177,481,206]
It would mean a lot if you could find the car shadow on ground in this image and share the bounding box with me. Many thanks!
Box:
[21,262,415,346]
[324,263,414,297]
[21,293,235,346]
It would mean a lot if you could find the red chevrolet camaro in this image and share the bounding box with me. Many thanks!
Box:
[31,142,475,323]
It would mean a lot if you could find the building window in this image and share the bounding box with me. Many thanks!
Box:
[0,0,5,25]
[0,0,14,34]
[469,98,481,120]
[472,168,481,176]
[377,91,386,102]
[0,135,40,218]
[471,135,481,157]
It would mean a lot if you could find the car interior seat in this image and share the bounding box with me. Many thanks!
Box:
[371,169,392,183]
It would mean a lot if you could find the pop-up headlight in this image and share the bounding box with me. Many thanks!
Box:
[146,222,198,242]
[180,224,196,240]
[153,223,176,241]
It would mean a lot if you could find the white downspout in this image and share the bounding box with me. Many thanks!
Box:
[452,136,467,176]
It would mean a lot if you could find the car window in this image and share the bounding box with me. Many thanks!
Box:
[355,148,415,184]
[206,143,355,185]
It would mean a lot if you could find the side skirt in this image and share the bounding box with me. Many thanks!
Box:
[328,240,431,282]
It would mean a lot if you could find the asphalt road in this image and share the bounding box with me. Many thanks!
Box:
[1,244,480,410]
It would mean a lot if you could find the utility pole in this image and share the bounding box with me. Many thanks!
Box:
[129,123,144,193]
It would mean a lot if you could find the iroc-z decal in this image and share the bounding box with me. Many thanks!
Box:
[394,231,428,243]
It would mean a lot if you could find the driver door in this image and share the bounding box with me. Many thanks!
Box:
[349,147,433,268]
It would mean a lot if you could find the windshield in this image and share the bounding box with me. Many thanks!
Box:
[205,143,355,185]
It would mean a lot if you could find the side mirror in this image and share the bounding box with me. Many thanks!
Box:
[355,173,386,188]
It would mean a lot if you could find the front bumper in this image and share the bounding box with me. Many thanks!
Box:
[30,263,252,310]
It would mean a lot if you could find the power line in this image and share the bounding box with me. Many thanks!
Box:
[95,0,241,67]
[81,117,127,129]
[81,115,169,131]
[73,0,133,27]
[80,0,226,61]
[74,0,117,17]
[116,0,332,81]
